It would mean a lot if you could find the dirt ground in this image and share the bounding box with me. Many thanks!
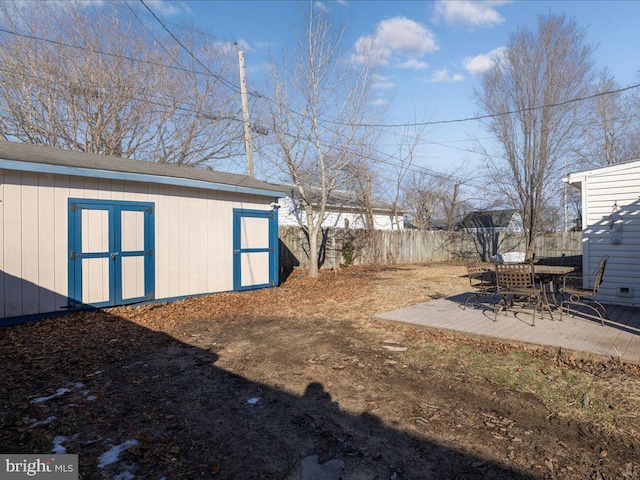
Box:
[2,263,640,479]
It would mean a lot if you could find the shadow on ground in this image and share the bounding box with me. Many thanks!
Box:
[0,310,538,480]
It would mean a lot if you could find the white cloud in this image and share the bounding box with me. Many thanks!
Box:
[353,16,438,67]
[433,1,510,28]
[372,74,395,90]
[398,59,429,70]
[462,46,506,75]
[145,0,191,17]
[371,98,390,106]
[352,35,391,67]
[376,17,438,56]
[428,69,464,83]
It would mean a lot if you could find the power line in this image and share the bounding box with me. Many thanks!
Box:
[0,26,222,78]
[138,0,241,94]
[5,12,634,147]
[0,61,244,125]
[328,83,640,129]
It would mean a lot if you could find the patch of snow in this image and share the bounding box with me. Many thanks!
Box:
[86,395,98,402]
[247,397,261,405]
[31,383,85,404]
[52,435,67,454]
[28,416,57,428]
[98,440,139,469]
[31,388,71,404]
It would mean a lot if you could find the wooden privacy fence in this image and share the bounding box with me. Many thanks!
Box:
[279,226,582,273]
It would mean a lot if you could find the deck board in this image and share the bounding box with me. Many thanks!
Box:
[375,293,640,364]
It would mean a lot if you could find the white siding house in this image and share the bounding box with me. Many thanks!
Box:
[0,141,286,323]
[566,160,640,307]
[277,185,403,230]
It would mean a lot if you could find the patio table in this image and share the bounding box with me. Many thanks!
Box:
[531,265,574,309]
[481,263,574,317]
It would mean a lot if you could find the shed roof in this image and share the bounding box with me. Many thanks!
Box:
[0,140,286,198]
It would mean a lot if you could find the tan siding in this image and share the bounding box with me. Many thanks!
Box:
[0,169,275,319]
[167,185,181,298]
[188,192,199,294]
[206,191,219,293]
[21,173,40,315]
[38,174,57,313]
[4,171,23,317]
[196,190,208,293]
[53,175,69,306]
[155,189,171,299]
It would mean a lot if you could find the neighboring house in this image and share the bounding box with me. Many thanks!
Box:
[0,140,286,324]
[404,218,448,231]
[277,185,403,230]
[566,160,640,307]
[456,209,523,233]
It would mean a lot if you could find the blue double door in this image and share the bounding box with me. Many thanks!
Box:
[68,199,155,308]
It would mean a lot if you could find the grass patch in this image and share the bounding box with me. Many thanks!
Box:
[408,341,640,433]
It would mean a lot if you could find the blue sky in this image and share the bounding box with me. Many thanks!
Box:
[149,0,640,179]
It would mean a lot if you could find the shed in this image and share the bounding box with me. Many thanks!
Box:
[277,185,403,230]
[566,160,640,307]
[0,140,286,323]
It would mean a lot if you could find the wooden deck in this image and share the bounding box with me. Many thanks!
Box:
[375,293,640,364]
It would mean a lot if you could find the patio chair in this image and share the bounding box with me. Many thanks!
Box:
[494,261,552,326]
[559,256,609,325]
[463,260,496,309]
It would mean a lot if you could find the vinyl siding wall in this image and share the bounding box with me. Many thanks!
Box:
[581,162,640,306]
[0,169,273,319]
[277,196,402,230]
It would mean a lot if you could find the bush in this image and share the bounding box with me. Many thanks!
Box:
[341,242,355,266]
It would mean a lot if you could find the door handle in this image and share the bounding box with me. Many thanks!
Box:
[111,252,119,260]
[234,249,240,255]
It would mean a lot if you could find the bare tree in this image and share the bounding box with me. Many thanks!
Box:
[385,122,430,232]
[0,1,243,167]
[263,2,379,277]
[403,169,472,231]
[622,74,640,161]
[403,171,442,230]
[475,14,595,257]
[577,68,636,167]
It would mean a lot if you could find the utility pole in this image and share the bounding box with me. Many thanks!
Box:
[236,43,254,177]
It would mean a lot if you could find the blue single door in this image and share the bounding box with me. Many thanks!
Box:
[68,199,155,308]
[233,209,278,291]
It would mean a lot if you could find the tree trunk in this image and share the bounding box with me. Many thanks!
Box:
[307,206,320,278]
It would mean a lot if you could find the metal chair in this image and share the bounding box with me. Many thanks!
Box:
[559,256,609,325]
[494,261,552,326]
[463,260,496,309]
